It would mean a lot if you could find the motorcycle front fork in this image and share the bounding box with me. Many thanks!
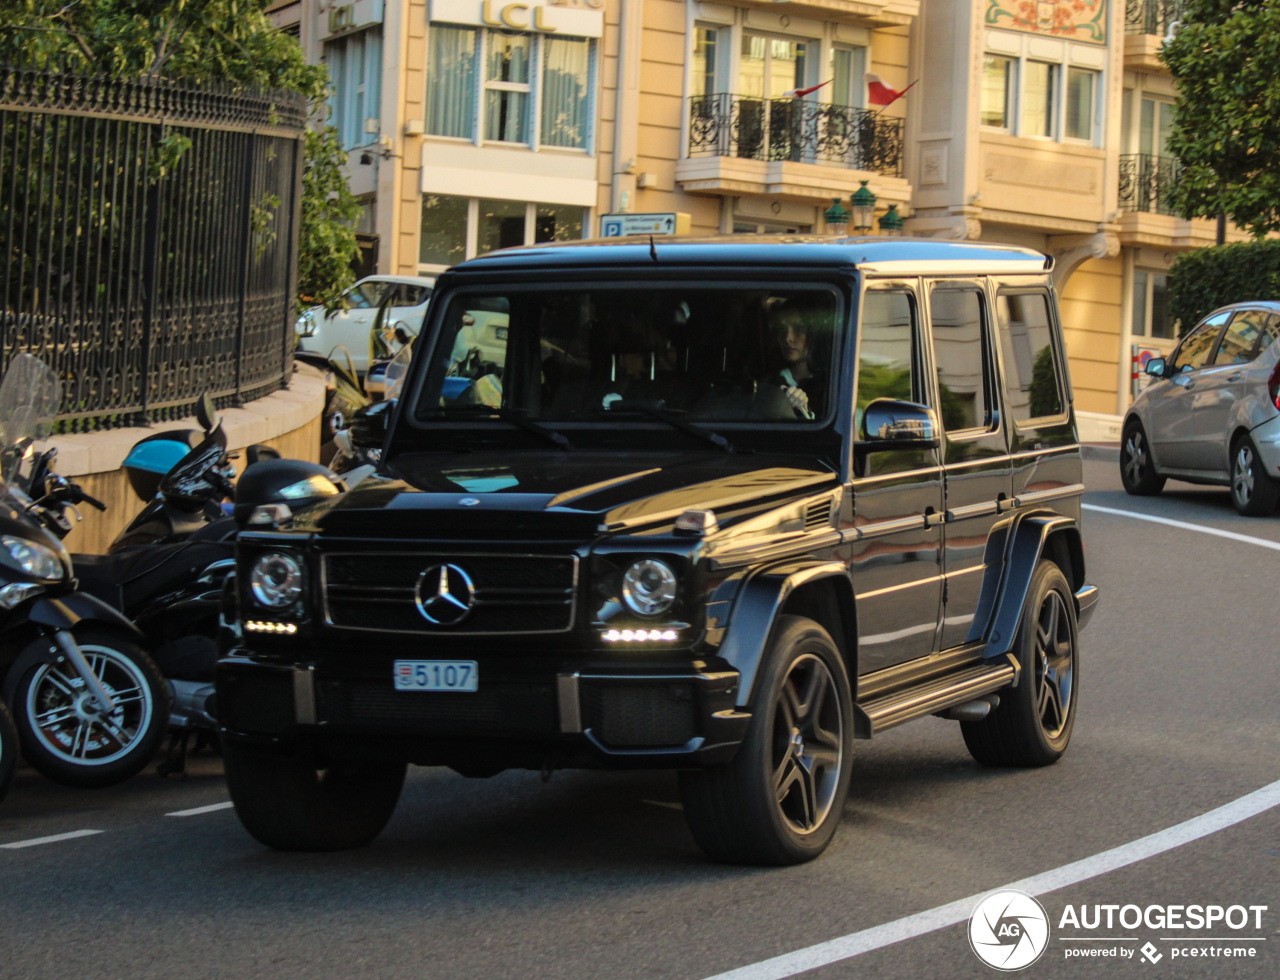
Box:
[51,630,116,715]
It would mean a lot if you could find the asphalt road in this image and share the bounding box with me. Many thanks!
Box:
[1,459,1277,980]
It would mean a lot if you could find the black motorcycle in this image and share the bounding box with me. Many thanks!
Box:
[0,355,169,788]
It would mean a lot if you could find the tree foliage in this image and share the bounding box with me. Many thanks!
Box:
[1169,240,1280,333]
[1162,0,1280,236]
[1,0,359,309]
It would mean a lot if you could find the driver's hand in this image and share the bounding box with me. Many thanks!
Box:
[782,385,812,418]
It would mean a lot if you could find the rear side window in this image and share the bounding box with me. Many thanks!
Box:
[1170,312,1229,372]
[391,285,430,307]
[996,292,1063,423]
[929,288,992,433]
[1214,310,1269,365]
[856,291,918,414]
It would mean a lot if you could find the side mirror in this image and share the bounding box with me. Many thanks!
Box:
[195,392,220,433]
[860,398,940,450]
[1144,357,1166,379]
[350,397,396,449]
[393,323,414,346]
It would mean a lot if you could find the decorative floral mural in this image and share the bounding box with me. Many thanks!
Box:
[985,0,1108,45]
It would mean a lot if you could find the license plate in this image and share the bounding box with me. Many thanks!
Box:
[393,660,478,692]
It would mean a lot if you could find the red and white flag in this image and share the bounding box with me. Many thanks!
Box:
[782,79,832,99]
[865,74,917,108]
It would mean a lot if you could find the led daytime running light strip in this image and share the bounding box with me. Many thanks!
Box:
[601,628,679,642]
[245,620,298,634]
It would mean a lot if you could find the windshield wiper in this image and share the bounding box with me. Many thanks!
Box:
[445,405,576,450]
[597,406,733,454]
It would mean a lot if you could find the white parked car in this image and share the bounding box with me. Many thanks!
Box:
[295,275,435,373]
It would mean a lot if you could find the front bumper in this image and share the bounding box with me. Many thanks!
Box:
[216,652,750,770]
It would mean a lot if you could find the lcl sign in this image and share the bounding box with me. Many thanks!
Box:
[429,0,605,37]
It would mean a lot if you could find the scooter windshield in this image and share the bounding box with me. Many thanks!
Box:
[0,354,61,487]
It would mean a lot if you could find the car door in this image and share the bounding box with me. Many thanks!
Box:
[1145,312,1229,468]
[1186,309,1271,471]
[925,281,1011,651]
[326,279,388,370]
[845,283,944,673]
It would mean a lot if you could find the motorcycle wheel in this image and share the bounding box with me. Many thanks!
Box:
[13,628,169,788]
[0,698,17,804]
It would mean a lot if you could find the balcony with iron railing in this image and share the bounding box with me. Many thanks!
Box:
[1118,153,1182,217]
[1125,0,1185,71]
[676,94,909,207]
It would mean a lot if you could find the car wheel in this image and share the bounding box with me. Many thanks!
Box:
[224,742,406,851]
[13,628,169,789]
[1230,434,1280,516]
[1119,421,1165,495]
[0,699,17,804]
[962,560,1077,768]
[679,615,853,866]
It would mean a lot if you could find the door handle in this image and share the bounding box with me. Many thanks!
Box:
[924,507,945,528]
[1227,372,1244,382]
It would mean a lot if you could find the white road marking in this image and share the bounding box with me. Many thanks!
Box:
[700,777,1280,980]
[1,829,104,850]
[165,801,234,817]
[1082,503,1280,552]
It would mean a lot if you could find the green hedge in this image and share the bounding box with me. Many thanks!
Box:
[1169,240,1280,335]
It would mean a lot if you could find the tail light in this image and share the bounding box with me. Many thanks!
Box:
[1269,360,1280,410]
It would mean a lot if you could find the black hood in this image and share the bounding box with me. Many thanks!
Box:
[302,451,836,539]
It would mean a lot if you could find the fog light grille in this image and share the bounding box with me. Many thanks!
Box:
[582,683,697,748]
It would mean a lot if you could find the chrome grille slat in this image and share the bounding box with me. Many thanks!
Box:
[321,552,578,635]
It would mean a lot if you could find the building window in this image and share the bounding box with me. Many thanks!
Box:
[426,26,595,150]
[691,27,719,97]
[1022,61,1057,138]
[1131,269,1173,340]
[419,195,588,270]
[326,29,382,149]
[981,56,1014,129]
[1065,68,1098,141]
[830,46,866,109]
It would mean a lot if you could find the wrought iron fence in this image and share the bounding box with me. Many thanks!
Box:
[1118,153,1182,216]
[688,94,905,177]
[0,65,307,430]
[1125,0,1187,36]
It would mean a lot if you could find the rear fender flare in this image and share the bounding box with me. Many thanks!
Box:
[719,560,852,708]
[984,514,1082,660]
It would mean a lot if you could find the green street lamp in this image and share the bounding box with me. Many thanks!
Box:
[824,197,850,236]
[850,180,877,233]
[878,203,905,237]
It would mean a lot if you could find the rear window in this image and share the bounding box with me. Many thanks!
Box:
[413,284,844,425]
[996,292,1064,423]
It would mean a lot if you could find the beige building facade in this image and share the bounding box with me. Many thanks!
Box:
[284,0,1243,436]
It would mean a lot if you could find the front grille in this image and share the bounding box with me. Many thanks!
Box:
[582,682,698,748]
[322,680,557,735]
[321,552,577,635]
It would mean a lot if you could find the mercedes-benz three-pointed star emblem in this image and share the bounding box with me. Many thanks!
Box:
[414,564,476,625]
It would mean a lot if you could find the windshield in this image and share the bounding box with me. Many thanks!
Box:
[412,285,843,425]
[0,354,61,485]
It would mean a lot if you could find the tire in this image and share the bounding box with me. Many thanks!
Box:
[1230,433,1280,516]
[679,616,853,866]
[224,741,406,851]
[0,699,17,804]
[1119,420,1165,496]
[13,628,168,788]
[962,561,1078,767]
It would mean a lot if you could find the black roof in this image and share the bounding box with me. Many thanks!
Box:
[450,235,1052,274]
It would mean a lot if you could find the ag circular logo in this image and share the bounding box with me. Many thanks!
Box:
[414,564,476,625]
[968,890,1050,971]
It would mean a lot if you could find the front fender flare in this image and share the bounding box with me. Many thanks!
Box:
[984,514,1081,661]
[718,559,851,708]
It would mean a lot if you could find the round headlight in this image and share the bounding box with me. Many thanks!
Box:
[0,534,64,581]
[621,559,677,618]
[250,552,303,608]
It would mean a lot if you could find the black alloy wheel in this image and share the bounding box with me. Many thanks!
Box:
[224,742,407,851]
[1230,434,1280,516]
[1119,421,1165,496]
[962,560,1078,767]
[0,699,17,804]
[680,615,853,865]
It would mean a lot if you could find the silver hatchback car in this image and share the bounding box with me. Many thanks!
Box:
[1121,301,1280,515]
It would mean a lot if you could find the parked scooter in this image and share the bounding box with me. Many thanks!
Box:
[0,355,169,788]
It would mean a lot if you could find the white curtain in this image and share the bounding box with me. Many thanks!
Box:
[540,37,589,149]
[427,27,477,139]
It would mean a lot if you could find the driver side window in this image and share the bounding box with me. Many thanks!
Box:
[1170,312,1229,372]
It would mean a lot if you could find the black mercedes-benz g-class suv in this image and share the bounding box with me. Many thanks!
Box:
[218,237,1098,865]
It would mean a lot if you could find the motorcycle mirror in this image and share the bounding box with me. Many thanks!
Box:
[194,393,220,433]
